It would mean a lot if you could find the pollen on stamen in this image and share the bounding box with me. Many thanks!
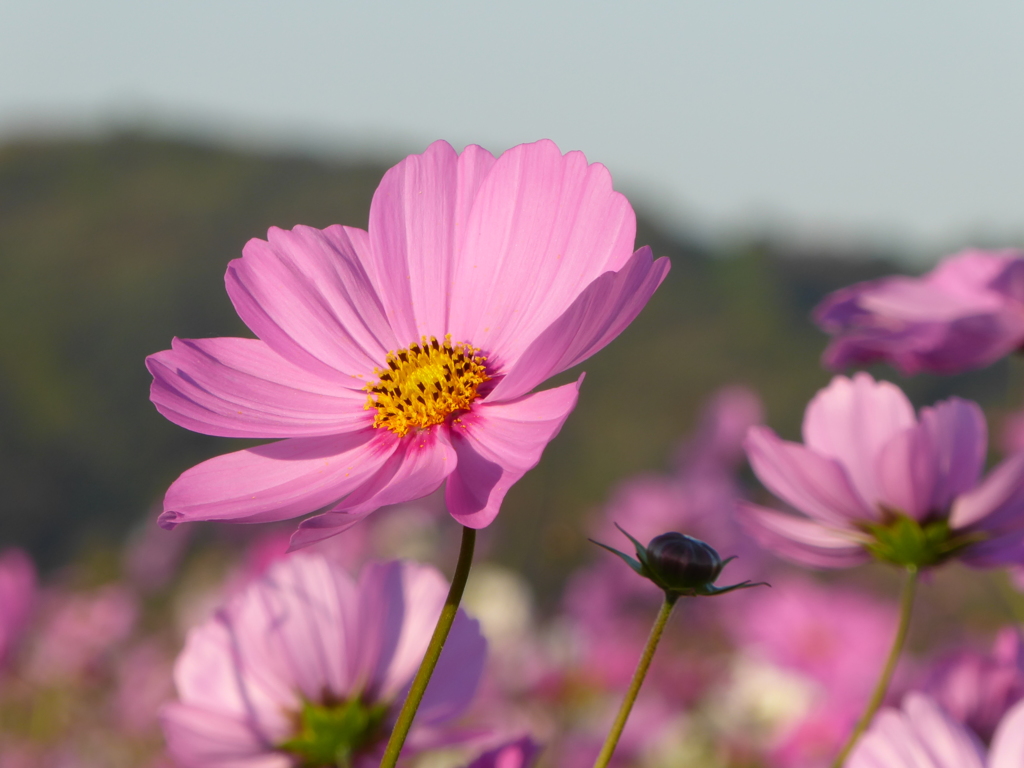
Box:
[364,335,489,436]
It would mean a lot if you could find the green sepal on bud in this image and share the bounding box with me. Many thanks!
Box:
[862,511,986,569]
[279,697,390,768]
[591,525,768,601]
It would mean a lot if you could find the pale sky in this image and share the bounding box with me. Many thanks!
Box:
[2,0,1022,253]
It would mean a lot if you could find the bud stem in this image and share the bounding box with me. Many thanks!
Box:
[830,565,918,768]
[592,594,678,768]
[378,525,476,768]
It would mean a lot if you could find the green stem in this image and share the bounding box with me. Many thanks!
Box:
[830,566,918,768]
[592,594,678,768]
[378,525,476,768]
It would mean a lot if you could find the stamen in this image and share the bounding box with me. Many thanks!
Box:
[365,335,489,436]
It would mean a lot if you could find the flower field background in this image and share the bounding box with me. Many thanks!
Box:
[2,134,1023,767]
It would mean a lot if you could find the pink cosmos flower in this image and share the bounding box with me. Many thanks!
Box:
[161,554,486,768]
[740,372,1024,569]
[0,548,36,668]
[922,628,1024,744]
[148,139,669,546]
[847,693,1024,768]
[814,249,1024,375]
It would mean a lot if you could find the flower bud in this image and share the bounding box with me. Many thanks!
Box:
[591,525,768,600]
[645,533,725,592]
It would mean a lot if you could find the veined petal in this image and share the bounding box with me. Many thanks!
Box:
[448,140,637,368]
[990,698,1024,768]
[226,224,398,381]
[745,426,876,525]
[488,248,669,402]
[367,140,497,342]
[290,429,457,548]
[737,503,870,569]
[148,337,370,438]
[160,432,397,527]
[802,373,917,510]
[446,378,582,529]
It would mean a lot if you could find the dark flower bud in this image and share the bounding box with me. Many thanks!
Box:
[591,524,768,600]
[645,532,726,592]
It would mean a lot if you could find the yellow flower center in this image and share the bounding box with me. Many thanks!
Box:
[365,335,490,436]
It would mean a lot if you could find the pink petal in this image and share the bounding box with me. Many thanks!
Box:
[919,398,987,511]
[447,140,637,368]
[353,561,447,702]
[347,562,485,724]
[161,432,397,527]
[876,425,938,519]
[950,454,1024,531]
[414,610,486,725]
[487,247,669,402]
[990,698,1024,768]
[445,378,582,528]
[745,426,876,525]
[737,503,870,569]
[161,703,291,768]
[148,337,370,438]
[902,694,986,768]
[290,429,457,547]
[366,140,497,342]
[802,373,917,510]
[226,224,399,380]
[234,554,358,703]
[171,618,296,745]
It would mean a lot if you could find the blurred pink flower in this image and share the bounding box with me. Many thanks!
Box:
[113,641,175,734]
[726,577,897,699]
[161,554,486,768]
[28,584,137,682]
[148,139,669,546]
[741,372,1024,569]
[848,692,1024,768]
[464,737,538,768]
[724,577,898,767]
[923,628,1024,743]
[814,249,1024,375]
[0,548,36,668]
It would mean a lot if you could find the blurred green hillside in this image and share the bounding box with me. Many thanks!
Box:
[0,134,1009,578]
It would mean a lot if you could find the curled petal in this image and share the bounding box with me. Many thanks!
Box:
[291,430,457,548]
[161,432,396,528]
[745,426,875,525]
[950,453,1024,532]
[227,225,398,380]
[487,247,669,402]
[737,503,870,569]
[446,378,582,529]
[148,337,369,438]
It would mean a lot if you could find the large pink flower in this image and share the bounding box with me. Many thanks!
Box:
[161,555,486,768]
[148,140,669,545]
[814,249,1024,375]
[740,373,1024,569]
[848,693,1024,768]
